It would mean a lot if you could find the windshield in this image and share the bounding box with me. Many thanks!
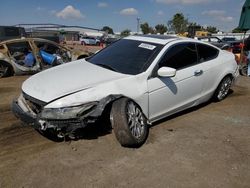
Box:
[87,39,163,75]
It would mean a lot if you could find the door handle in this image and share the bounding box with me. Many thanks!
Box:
[194,70,203,76]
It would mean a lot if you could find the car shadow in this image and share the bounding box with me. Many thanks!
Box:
[36,108,113,142]
[36,120,112,142]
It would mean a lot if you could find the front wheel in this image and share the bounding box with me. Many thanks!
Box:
[111,98,148,147]
[214,76,232,101]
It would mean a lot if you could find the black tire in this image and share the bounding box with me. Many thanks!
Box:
[213,76,232,101]
[77,55,88,60]
[0,61,13,78]
[111,98,148,147]
[239,65,248,76]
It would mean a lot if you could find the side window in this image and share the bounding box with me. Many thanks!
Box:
[7,42,36,67]
[35,41,70,64]
[200,38,209,42]
[210,38,219,42]
[197,43,219,62]
[35,41,61,54]
[159,43,197,70]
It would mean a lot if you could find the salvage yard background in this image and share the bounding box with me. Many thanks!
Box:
[0,74,250,187]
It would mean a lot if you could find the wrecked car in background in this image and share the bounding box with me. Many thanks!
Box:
[0,38,90,78]
[12,35,238,147]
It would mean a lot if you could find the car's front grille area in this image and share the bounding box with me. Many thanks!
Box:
[48,119,82,125]
[23,92,46,114]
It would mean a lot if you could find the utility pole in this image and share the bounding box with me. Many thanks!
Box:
[137,17,140,33]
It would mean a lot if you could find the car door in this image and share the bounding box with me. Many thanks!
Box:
[147,42,204,121]
[195,43,220,100]
[6,41,40,73]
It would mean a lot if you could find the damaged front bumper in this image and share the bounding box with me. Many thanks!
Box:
[12,99,40,129]
[11,95,95,133]
[11,93,122,134]
[11,98,89,132]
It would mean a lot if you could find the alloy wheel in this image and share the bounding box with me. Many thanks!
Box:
[217,77,232,100]
[126,101,145,139]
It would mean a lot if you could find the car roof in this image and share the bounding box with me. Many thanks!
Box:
[125,34,222,50]
[125,34,180,45]
[197,36,219,39]
[0,37,58,45]
[0,37,70,50]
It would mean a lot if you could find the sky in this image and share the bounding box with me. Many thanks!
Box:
[0,0,245,32]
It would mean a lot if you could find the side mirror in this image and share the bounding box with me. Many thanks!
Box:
[157,67,176,77]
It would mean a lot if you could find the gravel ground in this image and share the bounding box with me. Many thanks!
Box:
[0,75,250,188]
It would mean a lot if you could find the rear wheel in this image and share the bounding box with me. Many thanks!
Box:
[111,98,148,147]
[239,65,248,76]
[214,76,232,101]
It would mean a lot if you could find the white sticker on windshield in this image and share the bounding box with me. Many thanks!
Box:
[138,43,156,50]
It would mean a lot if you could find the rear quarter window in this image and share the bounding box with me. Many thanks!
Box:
[197,43,219,63]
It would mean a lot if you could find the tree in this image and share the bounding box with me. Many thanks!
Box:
[140,22,155,34]
[140,22,150,34]
[168,13,188,34]
[206,26,218,33]
[232,27,245,33]
[120,29,131,37]
[102,26,114,34]
[155,24,167,34]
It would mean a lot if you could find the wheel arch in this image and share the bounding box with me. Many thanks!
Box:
[89,95,148,121]
[77,54,89,60]
[213,73,234,101]
[0,60,14,77]
[217,73,234,86]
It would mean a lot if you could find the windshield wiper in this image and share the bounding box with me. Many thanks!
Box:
[96,63,117,72]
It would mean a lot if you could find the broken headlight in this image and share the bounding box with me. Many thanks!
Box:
[40,102,97,120]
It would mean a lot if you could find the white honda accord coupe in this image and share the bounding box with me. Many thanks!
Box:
[12,35,239,147]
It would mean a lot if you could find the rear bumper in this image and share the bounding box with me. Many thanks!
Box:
[233,65,240,83]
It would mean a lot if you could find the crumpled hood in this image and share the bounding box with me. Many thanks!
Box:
[22,60,127,103]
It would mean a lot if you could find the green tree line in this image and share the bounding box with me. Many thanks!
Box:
[102,12,244,37]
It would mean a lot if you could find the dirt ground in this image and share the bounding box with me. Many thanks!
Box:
[0,75,250,188]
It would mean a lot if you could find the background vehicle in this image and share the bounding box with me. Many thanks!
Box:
[187,25,210,38]
[103,37,120,46]
[12,35,238,147]
[196,36,230,50]
[0,26,26,42]
[80,36,100,45]
[221,37,237,42]
[0,38,90,77]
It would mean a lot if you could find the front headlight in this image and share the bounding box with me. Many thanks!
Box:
[41,102,97,120]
